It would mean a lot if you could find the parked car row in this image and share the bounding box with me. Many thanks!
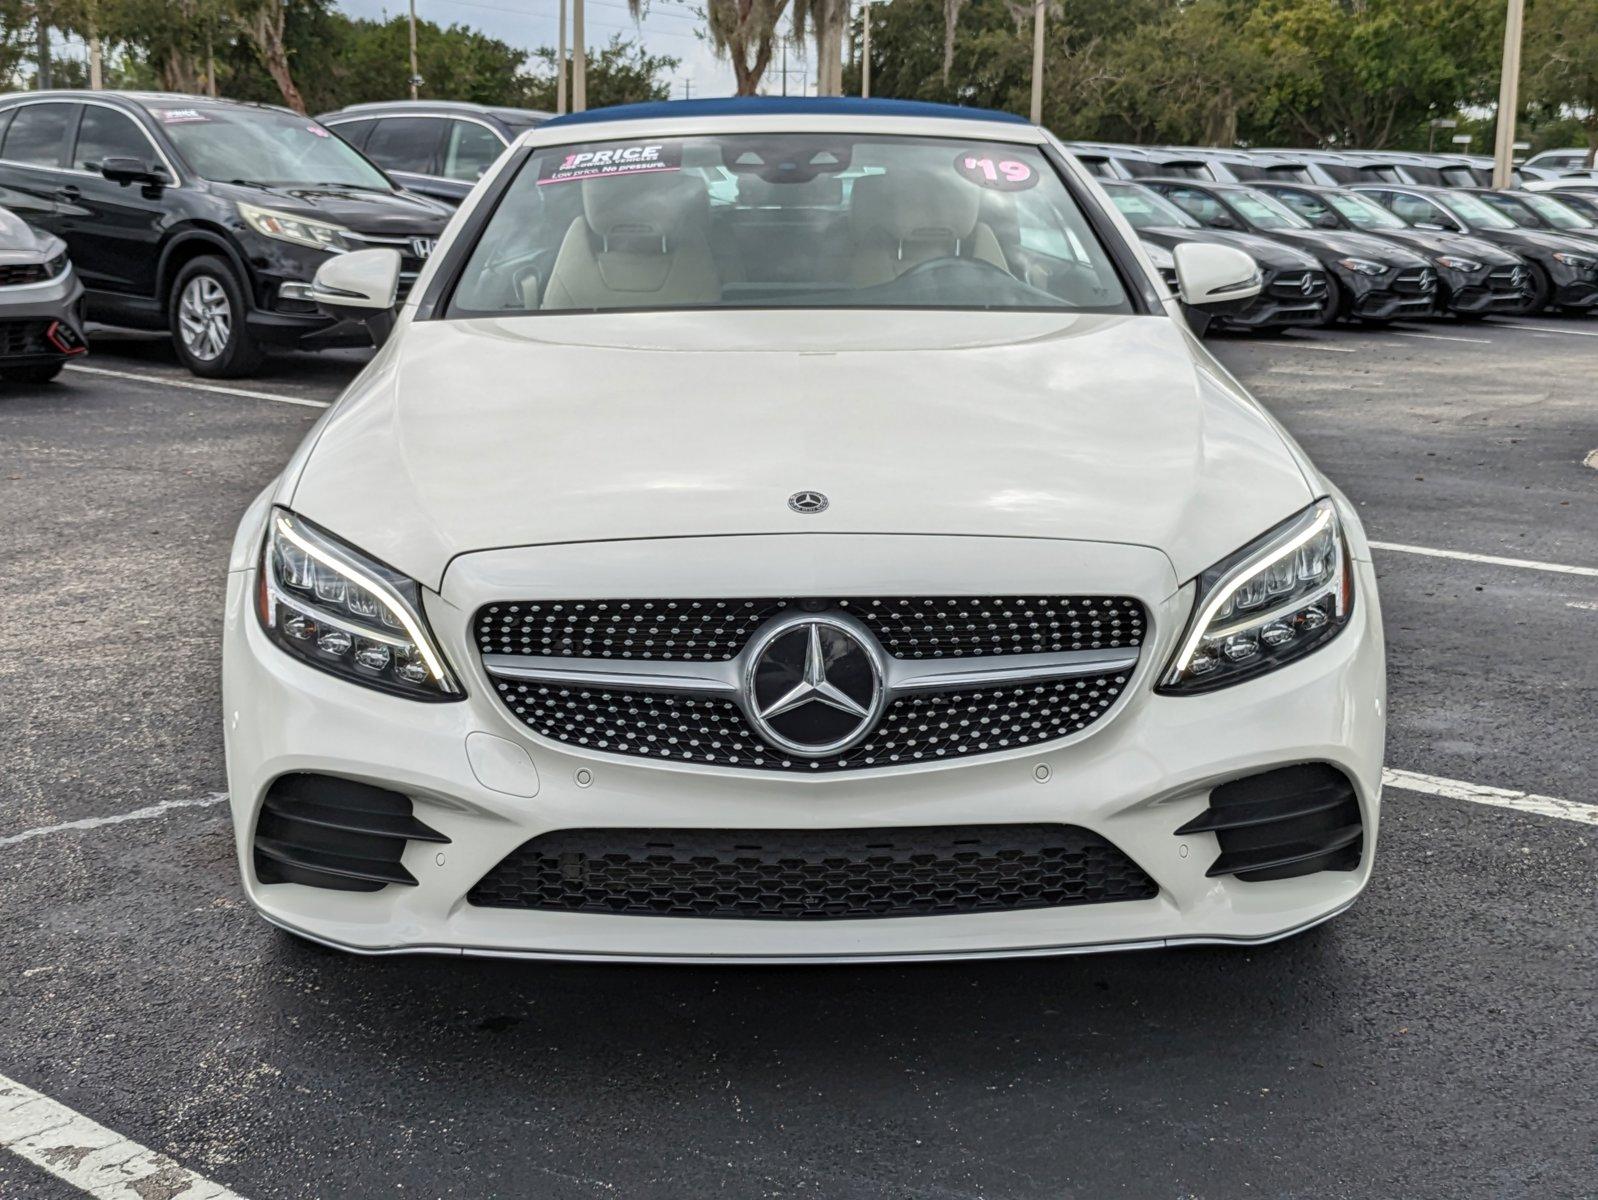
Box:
[1068,140,1598,335]
[0,90,1591,383]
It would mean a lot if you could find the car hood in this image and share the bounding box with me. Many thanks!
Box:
[1368,228,1523,265]
[1264,227,1432,265]
[209,181,450,234]
[1466,226,1598,256]
[288,310,1316,590]
[1135,226,1321,270]
[0,205,60,257]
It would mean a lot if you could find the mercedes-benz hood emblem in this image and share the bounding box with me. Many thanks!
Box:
[788,490,828,514]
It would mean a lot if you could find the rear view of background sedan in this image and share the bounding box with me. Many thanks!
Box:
[223,99,1385,964]
[1142,179,1437,322]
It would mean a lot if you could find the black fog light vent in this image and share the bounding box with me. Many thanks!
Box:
[253,773,447,892]
[1176,763,1362,882]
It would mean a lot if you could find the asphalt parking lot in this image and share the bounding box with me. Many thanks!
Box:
[1,316,1595,1199]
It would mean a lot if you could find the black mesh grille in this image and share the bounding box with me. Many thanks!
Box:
[474,596,1145,662]
[0,321,53,356]
[490,671,1130,772]
[467,824,1159,919]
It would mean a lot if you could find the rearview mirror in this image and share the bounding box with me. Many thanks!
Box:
[1173,242,1262,307]
[99,157,167,187]
[310,248,401,346]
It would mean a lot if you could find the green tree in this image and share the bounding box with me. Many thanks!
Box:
[520,35,678,109]
[1522,0,1598,166]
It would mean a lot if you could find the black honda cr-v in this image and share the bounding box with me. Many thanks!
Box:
[0,91,451,376]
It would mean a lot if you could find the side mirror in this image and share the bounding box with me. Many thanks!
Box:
[100,156,167,187]
[1173,242,1262,307]
[1316,213,1339,229]
[310,248,401,346]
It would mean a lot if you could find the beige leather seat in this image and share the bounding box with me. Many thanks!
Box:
[848,170,1009,288]
[541,174,721,310]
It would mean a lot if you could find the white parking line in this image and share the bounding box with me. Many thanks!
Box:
[1383,769,1598,826]
[1,1072,245,1198]
[1261,341,1357,353]
[1507,323,1598,338]
[65,363,331,409]
[1569,600,1598,612]
[1369,540,1598,579]
[0,793,227,849]
[1390,330,1493,345]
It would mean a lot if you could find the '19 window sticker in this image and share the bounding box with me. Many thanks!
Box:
[539,143,681,186]
[954,151,1037,191]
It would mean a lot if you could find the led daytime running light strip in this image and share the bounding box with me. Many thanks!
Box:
[1167,504,1335,681]
[274,515,454,689]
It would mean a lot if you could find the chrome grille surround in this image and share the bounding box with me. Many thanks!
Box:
[475,597,1148,772]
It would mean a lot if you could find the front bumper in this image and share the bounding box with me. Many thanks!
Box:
[1215,267,1328,331]
[1338,265,1438,320]
[223,534,1386,963]
[0,266,87,364]
[238,236,426,349]
[1439,263,1528,315]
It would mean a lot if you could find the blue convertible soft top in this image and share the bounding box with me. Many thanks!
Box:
[540,96,1031,130]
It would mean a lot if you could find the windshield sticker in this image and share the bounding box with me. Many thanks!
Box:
[538,142,680,186]
[157,108,210,124]
[306,124,331,138]
[954,152,1038,191]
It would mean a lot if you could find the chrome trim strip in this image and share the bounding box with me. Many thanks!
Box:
[480,644,1140,697]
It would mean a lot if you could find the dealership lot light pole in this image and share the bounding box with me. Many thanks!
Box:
[1492,0,1524,189]
[574,0,587,112]
[1029,0,1045,124]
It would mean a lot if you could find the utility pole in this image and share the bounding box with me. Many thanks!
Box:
[35,3,50,90]
[1028,0,1045,125]
[408,0,420,100]
[556,0,567,114]
[573,0,587,112]
[1492,0,1524,189]
[861,1,871,98]
[683,80,693,99]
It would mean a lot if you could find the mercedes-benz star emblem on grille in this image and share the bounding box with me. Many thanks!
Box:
[744,615,885,757]
[411,236,437,259]
[1300,273,1316,296]
[1420,270,1436,291]
[788,490,828,514]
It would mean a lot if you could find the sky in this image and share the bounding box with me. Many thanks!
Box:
[335,0,824,101]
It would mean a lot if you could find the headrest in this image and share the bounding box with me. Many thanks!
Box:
[849,170,981,243]
[581,173,709,249]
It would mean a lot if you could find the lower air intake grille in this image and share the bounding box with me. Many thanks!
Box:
[1176,762,1363,881]
[467,824,1159,920]
[0,321,53,356]
[253,773,448,892]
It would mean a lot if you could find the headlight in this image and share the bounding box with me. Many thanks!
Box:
[237,201,351,252]
[1552,250,1598,270]
[1434,255,1482,272]
[1159,499,1354,695]
[257,509,462,700]
[1335,257,1387,275]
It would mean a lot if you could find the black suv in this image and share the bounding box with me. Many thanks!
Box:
[317,101,550,206]
[0,91,451,376]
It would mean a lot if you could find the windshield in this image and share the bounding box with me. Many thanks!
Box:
[1327,192,1406,229]
[1230,191,1311,230]
[152,104,392,189]
[448,134,1132,316]
[1105,184,1200,229]
[1437,192,1518,229]
[1522,193,1593,229]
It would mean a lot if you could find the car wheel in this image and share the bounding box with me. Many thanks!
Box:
[2,361,65,384]
[1316,276,1344,325]
[1520,264,1552,314]
[170,256,266,378]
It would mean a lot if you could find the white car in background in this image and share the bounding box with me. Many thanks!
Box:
[222,98,1385,963]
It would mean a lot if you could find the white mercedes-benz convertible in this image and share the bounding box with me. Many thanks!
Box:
[222,97,1385,963]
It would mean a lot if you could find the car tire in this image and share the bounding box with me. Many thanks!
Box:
[1316,276,1344,325]
[1521,264,1552,314]
[2,361,65,384]
[169,256,266,379]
